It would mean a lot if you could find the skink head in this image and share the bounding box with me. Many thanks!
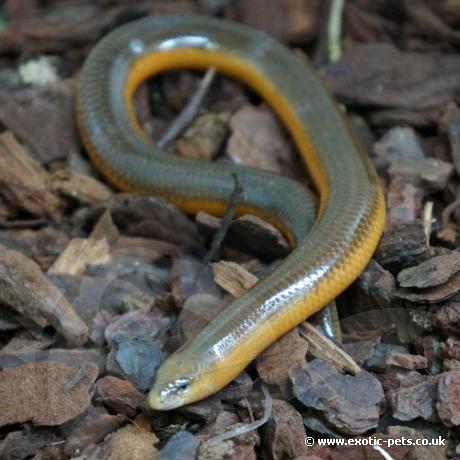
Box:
[147,351,211,410]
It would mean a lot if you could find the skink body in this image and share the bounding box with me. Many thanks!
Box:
[77,15,386,410]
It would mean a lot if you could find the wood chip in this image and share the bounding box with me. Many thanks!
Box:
[212,260,259,297]
[50,169,113,206]
[48,237,111,276]
[298,322,361,375]
[0,131,62,221]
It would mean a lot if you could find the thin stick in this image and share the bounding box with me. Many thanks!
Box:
[207,385,272,443]
[157,67,217,148]
[204,174,243,265]
[327,0,345,63]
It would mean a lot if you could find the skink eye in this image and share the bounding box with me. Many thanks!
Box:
[178,382,189,391]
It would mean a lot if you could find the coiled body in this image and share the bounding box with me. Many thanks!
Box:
[77,15,386,410]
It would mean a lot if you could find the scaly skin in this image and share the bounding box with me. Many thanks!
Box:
[77,15,386,410]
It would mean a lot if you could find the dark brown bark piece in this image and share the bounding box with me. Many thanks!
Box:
[261,400,310,460]
[87,194,203,248]
[0,244,89,346]
[67,406,125,453]
[0,226,69,271]
[322,43,460,110]
[235,0,285,39]
[256,328,308,398]
[398,251,460,288]
[0,131,62,222]
[0,3,151,54]
[374,220,429,273]
[196,211,290,261]
[352,260,396,309]
[289,359,384,435]
[388,375,439,422]
[432,301,460,334]
[0,348,106,373]
[0,81,79,164]
[95,376,144,417]
[397,271,460,303]
[388,158,453,191]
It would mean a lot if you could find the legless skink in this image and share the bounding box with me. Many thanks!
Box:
[77,15,386,410]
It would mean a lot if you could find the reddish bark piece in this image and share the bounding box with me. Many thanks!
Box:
[261,400,310,460]
[398,251,460,289]
[378,369,427,394]
[388,375,439,422]
[386,176,423,227]
[0,362,98,426]
[95,376,144,417]
[289,360,384,435]
[0,244,88,346]
[436,370,460,427]
[284,0,321,44]
[257,328,308,398]
[322,43,460,110]
[227,105,301,179]
[386,353,427,370]
[102,425,159,460]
